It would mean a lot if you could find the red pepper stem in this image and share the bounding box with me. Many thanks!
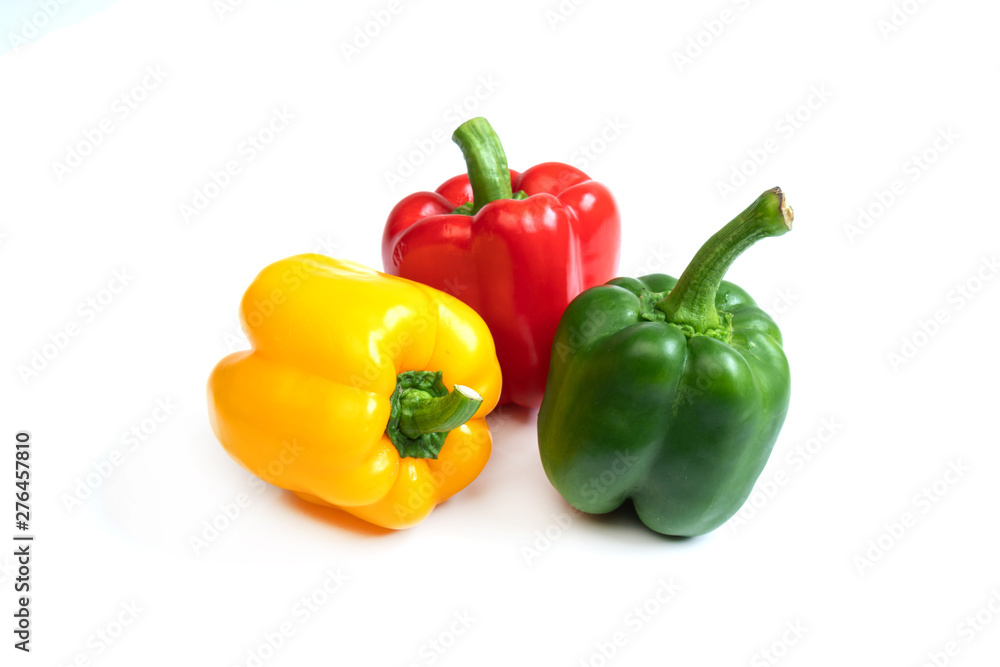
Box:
[656,188,793,338]
[452,117,513,214]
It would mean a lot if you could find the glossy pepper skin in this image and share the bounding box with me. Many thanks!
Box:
[383,118,620,408]
[207,255,502,529]
[538,189,794,537]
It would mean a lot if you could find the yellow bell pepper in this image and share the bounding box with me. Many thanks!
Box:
[207,254,502,529]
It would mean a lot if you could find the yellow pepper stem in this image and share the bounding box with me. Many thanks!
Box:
[400,384,482,438]
[386,371,483,459]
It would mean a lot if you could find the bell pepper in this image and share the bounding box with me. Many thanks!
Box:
[537,188,794,537]
[206,254,502,529]
[382,117,620,408]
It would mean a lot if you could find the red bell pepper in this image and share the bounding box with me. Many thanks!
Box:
[382,118,620,408]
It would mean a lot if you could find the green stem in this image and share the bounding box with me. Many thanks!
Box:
[657,187,793,338]
[399,384,482,439]
[452,117,513,214]
[385,371,483,459]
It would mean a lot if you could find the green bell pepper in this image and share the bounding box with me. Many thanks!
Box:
[537,187,794,537]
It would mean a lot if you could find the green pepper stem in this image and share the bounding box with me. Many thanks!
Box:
[656,188,793,336]
[452,117,513,214]
[398,384,482,439]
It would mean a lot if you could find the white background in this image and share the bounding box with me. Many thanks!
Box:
[3,1,999,665]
